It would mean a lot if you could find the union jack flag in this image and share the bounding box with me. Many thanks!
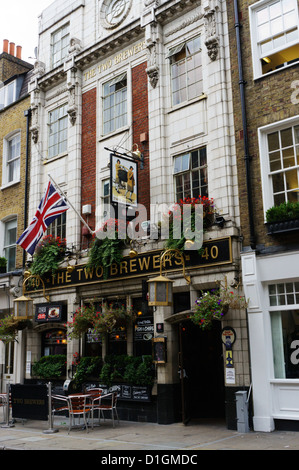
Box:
[16,181,69,255]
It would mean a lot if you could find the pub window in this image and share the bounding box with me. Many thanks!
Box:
[167,35,202,106]
[42,329,67,356]
[102,73,127,135]
[173,147,208,202]
[133,297,154,357]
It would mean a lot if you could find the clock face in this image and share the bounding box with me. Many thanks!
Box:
[100,0,132,29]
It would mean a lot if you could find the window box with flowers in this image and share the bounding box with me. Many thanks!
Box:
[30,235,67,276]
[190,286,248,330]
[163,196,215,252]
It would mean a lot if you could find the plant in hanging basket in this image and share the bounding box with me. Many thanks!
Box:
[67,305,95,339]
[30,235,67,276]
[191,286,248,330]
[92,303,135,335]
[0,315,32,343]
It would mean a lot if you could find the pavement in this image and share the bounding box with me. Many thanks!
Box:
[0,416,299,453]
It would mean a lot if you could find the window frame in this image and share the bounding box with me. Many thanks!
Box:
[51,23,70,68]
[46,213,67,239]
[258,116,299,217]
[173,147,208,202]
[47,103,68,159]
[2,131,21,187]
[167,35,203,107]
[102,73,128,135]
[0,80,16,110]
[249,0,299,78]
[3,217,17,272]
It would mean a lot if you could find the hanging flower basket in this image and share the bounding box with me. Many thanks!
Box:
[67,305,95,340]
[30,235,67,276]
[191,286,248,330]
[0,315,32,343]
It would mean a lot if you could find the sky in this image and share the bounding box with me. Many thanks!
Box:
[1,0,55,64]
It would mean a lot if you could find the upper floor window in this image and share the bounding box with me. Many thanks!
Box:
[48,104,68,158]
[3,218,17,272]
[51,23,70,68]
[250,0,299,77]
[47,213,66,239]
[2,132,21,186]
[0,80,16,110]
[167,35,202,106]
[173,147,208,202]
[103,73,127,135]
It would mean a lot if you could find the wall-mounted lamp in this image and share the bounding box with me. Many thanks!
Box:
[147,249,191,307]
[13,271,50,320]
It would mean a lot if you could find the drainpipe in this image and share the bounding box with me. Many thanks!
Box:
[23,108,31,267]
[233,0,256,249]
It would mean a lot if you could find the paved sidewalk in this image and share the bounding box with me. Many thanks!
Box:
[0,417,299,451]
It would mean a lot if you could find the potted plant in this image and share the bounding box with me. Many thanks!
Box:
[163,196,215,252]
[30,235,67,276]
[32,354,67,380]
[0,257,7,273]
[87,218,127,279]
[266,201,299,235]
[191,286,248,330]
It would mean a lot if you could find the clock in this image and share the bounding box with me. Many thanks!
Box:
[100,0,132,29]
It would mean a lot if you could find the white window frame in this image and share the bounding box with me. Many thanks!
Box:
[51,23,70,68]
[47,104,68,159]
[249,0,299,79]
[2,131,21,187]
[258,115,299,218]
[2,217,17,272]
[173,147,208,202]
[167,35,203,106]
[0,80,16,110]
[102,73,128,135]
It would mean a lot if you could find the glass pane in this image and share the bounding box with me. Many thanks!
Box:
[281,127,293,147]
[274,192,285,205]
[271,17,283,35]
[285,168,298,189]
[182,154,189,172]
[258,23,271,41]
[257,7,269,25]
[273,33,285,48]
[269,1,282,19]
[191,151,198,169]
[268,132,279,151]
[272,172,285,192]
[282,148,295,167]
[269,151,281,171]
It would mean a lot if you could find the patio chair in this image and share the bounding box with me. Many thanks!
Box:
[51,394,69,419]
[92,391,119,428]
[68,394,92,434]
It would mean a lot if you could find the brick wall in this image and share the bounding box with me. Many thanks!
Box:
[0,53,33,82]
[131,62,150,216]
[227,0,299,249]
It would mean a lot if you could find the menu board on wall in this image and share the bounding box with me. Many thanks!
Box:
[35,304,62,322]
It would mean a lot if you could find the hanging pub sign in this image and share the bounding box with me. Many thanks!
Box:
[35,303,63,322]
[110,153,138,208]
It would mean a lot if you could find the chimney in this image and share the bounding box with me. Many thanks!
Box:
[3,39,9,53]
[9,42,15,56]
[16,45,22,59]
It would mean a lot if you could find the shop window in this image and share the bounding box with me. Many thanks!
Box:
[269,283,299,378]
[51,23,70,68]
[48,104,68,159]
[173,147,208,202]
[167,35,202,106]
[102,73,127,135]
[42,329,67,356]
[250,0,299,77]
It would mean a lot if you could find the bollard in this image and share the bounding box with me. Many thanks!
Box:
[1,383,14,428]
[43,382,59,434]
[235,390,249,433]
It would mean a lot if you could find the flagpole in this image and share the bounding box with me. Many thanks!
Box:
[48,174,95,235]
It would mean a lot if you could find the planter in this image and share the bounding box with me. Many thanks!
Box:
[0,267,6,274]
[266,218,299,235]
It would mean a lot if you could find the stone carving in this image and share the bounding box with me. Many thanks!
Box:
[204,7,219,61]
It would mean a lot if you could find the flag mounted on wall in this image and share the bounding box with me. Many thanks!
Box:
[16,181,69,256]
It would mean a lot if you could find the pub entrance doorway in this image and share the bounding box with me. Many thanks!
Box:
[179,319,225,424]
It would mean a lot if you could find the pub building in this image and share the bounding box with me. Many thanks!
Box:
[4,0,251,428]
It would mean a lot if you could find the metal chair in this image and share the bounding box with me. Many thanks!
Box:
[92,391,119,428]
[51,394,69,419]
[68,394,92,434]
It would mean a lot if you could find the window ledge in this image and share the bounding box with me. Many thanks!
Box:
[168,94,207,114]
[0,180,21,191]
[254,59,299,81]
[42,152,68,165]
[266,218,299,235]
[98,125,130,143]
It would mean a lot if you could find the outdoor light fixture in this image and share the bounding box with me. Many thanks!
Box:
[147,249,190,307]
[13,272,50,320]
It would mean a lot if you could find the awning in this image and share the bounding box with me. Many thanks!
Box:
[164,309,194,324]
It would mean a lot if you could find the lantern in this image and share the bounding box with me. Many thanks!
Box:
[13,294,34,320]
[147,275,173,307]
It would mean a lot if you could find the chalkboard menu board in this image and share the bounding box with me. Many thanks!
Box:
[97,383,152,402]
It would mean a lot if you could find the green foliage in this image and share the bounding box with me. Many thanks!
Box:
[30,235,66,276]
[73,356,103,386]
[266,201,299,223]
[0,257,7,268]
[99,354,154,387]
[87,237,124,279]
[32,355,66,379]
[0,315,32,344]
